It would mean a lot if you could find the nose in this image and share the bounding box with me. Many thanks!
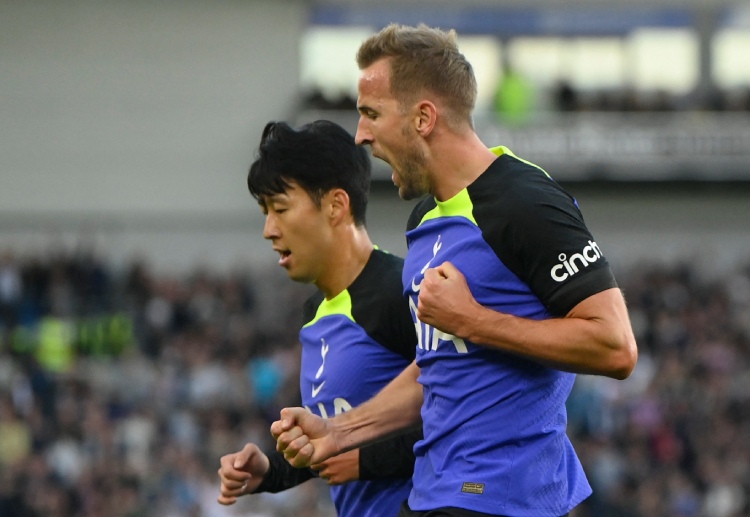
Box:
[355,115,372,146]
[263,213,279,240]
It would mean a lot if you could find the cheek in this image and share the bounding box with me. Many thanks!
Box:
[377,132,398,152]
[292,214,329,246]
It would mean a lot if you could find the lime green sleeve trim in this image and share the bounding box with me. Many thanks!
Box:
[302,289,354,328]
[420,188,477,226]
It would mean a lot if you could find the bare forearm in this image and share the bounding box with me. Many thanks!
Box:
[332,361,422,452]
[457,288,637,379]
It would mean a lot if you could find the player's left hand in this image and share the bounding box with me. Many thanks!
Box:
[311,449,360,485]
[217,443,270,505]
[417,261,481,338]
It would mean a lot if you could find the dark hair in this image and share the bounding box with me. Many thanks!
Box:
[247,120,371,226]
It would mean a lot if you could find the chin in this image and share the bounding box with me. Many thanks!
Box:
[398,185,424,201]
[288,271,314,284]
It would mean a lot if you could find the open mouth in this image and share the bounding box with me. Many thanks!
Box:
[277,249,291,266]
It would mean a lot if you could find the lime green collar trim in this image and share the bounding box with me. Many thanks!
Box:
[303,289,354,328]
[420,187,477,226]
[418,147,507,227]
[416,148,518,227]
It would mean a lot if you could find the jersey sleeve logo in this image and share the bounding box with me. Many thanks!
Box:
[550,240,603,282]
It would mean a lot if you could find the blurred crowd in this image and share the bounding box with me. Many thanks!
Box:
[547,82,750,114]
[0,246,749,517]
[301,82,750,116]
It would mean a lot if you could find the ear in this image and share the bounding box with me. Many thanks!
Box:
[414,100,437,137]
[327,188,351,226]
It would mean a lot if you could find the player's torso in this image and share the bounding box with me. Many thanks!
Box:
[404,209,559,434]
[299,313,409,417]
[299,282,414,517]
[402,186,586,515]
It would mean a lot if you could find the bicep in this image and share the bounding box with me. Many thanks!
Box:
[566,287,638,378]
[566,287,630,327]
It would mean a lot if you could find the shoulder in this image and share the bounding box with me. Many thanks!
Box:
[468,153,587,254]
[363,247,404,274]
[349,249,405,305]
[469,153,577,221]
[350,249,416,360]
[468,152,617,316]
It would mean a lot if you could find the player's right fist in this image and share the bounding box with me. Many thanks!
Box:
[271,407,336,468]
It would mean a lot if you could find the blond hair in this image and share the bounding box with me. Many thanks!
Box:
[356,24,477,127]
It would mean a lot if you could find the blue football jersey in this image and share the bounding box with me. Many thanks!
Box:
[402,147,616,516]
[300,249,416,517]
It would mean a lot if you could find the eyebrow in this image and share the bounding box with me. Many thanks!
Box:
[259,191,289,205]
[267,192,289,202]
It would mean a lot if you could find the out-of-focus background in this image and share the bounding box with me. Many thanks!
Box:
[1,1,749,516]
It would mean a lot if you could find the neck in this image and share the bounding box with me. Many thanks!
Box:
[317,225,373,300]
[428,128,498,201]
